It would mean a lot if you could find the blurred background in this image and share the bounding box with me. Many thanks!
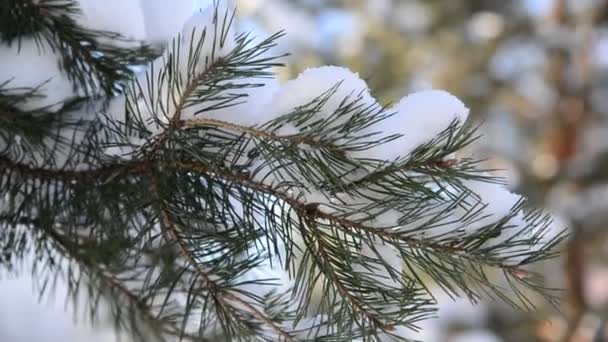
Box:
[234,0,608,341]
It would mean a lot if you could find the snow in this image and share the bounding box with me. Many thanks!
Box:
[173,3,281,126]
[77,0,218,45]
[451,330,504,342]
[357,90,469,161]
[393,0,433,34]
[179,2,238,66]
[317,10,362,57]
[514,73,556,112]
[267,66,378,133]
[76,0,147,45]
[183,76,281,126]
[141,0,213,44]
[593,29,608,69]
[445,179,527,259]
[236,257,293,298]
[375,290,490,341]
[388,177,551,265]
[0,39,73,112]
[0,1,231,115]
[521,0,553,17]
[377,209,405,228]
[133,2,245,130]
[272,66,376,116]
[100,95,146,160]
[286,315,334,340]
[355,242,402,288]
[430,290,490,328]
[252,0,319,49]
[0,255,124,342]
[102,136,146,160]
[453,179,564,264]
[489,39,546,81]
[468,12,505,42]
[461,179,522,233]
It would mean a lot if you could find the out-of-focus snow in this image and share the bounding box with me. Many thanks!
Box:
[468,12,505,42]
[393,0,433,34]
[76,0,147,45]
[179,2,238,63]
[248,0,319,49]
[77,0,217,45]
[317,10,362,57]
[0,39,73,112]
[593,29,608,69]
[514,73,557,112]
[375,290,490,341]
[489,39,546,81]
[451,330,504,342]
[0,260,123,342]
[141,0,213,44]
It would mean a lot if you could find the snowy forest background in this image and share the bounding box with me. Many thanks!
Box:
[2,0,608,341]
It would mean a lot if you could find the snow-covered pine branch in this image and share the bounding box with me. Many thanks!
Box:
[0,1,565,341]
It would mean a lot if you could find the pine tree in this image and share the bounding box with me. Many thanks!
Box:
[0,1,566,341]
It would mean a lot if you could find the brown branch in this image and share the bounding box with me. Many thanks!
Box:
[180,118,338,149]
[181,118,278,139]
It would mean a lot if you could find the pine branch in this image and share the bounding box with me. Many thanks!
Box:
[25,214,179,341]
[1,0,158,95]
[1,145,559,314]
[0,2,566,340]
[0,141,559,273]
[300,215,394,332]
[149,172,296,341]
